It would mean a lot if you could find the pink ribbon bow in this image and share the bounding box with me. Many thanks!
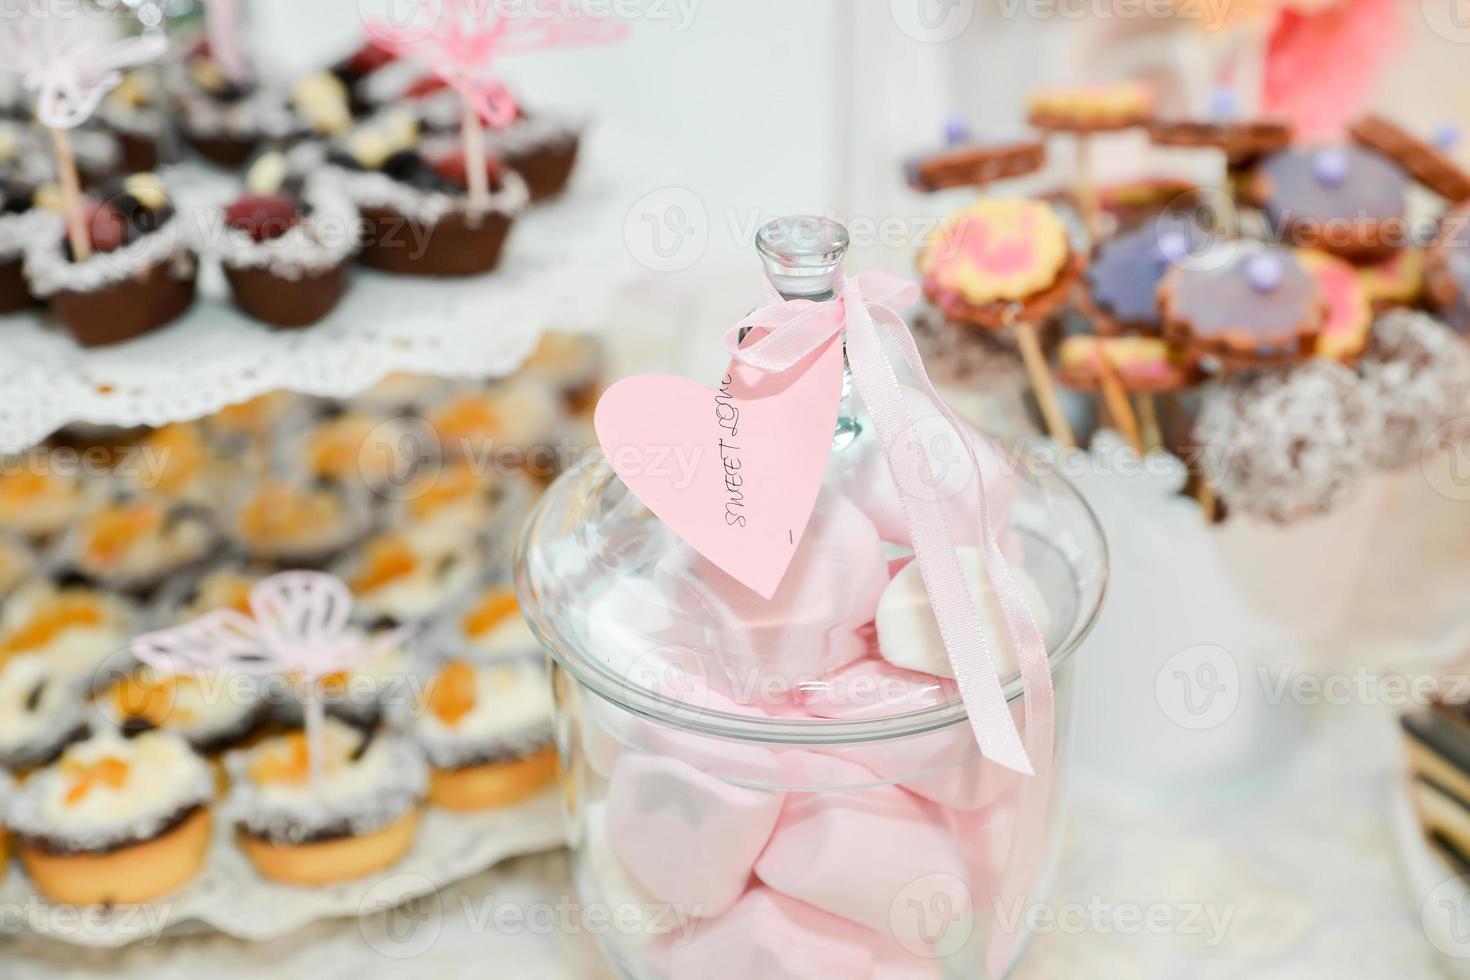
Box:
[0,1,167,130]
[131,572,399,789]
[728,270,1055,975]
[368,0,627,128]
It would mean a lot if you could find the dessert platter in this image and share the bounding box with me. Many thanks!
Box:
[0,312,606,944]
[0,10,652,455]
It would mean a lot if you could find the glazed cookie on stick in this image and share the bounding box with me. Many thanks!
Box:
[1243,146,1410,261]
[1350,116,1470,204]
[1082,225,1195,335]
[1161,243,1326,366]
[1295,250,1373,362]
[904,116,1046,193]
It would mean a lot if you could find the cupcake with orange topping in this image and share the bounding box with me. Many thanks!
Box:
[448,584,543,663]
[399,657,556,811]
[104,664,266,754]
[58,491,215,599]
[336,530,481,626]
[426,377,561,475]
[0,583,135,690]
[0,453,92,544]
[9,729,213,904]
[284,402,422,495]
[229,477,369,569]
[118,421,225,507]
[0,652,90,774]
[520,330,607,415]
[224,719,427,885]
[389,458,529,554]
[155,561,267,626]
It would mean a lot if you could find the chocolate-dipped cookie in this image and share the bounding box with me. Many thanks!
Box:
[1161,244,1326,365]
[1244,146,1409,261]
[904,119,1046,192]
[1350,115,1470,204]
[1149,118,1292,169]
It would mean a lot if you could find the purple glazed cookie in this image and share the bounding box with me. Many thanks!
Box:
[1082,223,1199,335]
[1245,146,1409,261]
[1160,243,1326,365]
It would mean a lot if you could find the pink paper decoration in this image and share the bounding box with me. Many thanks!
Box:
[367,0,627,128]
[1263,0,1403,141]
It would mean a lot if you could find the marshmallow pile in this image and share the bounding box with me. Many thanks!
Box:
[570,412,1054,978]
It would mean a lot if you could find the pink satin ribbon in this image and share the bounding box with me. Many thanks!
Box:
[727,269,1055,976]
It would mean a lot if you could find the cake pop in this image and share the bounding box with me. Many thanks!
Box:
[1355,309,1470,469]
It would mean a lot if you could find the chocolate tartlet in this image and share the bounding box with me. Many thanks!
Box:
[218,154,356,328]
[0,179,50,314]
[173,46,295,167]
[333,136,529,277]
[23,172,197,346]
[98,70,165,173]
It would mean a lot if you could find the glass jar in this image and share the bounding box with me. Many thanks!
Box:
[515,218,1107,979]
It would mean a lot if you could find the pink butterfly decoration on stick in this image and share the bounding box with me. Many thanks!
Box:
[132,572,400,791]
[367,0,626,209]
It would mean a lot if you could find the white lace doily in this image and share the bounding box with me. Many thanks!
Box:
[0,127,657,454]
[0,789,567,947]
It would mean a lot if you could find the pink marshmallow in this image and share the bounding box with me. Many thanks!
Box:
[943,799,1018,899]
[753,753,972,950]
[831,386,1018,550]
[655,490,889,704]
[798,658,1016,811]
[669,888,875,980]
[606,752,785,918]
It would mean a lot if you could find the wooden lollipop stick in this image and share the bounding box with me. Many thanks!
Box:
[1136,392,1164,452]
[1013,320,1076,449]
[50,127,91,263]
[461,98,491,213]
[1075,133,1101,243]
[1096,353,1143,453]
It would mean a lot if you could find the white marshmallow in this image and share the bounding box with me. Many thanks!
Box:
[875,547,1049,681]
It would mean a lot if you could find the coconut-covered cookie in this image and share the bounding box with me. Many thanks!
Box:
[1356,309,1470,469]
[9,729,214,904]
[58,491,215,598]
[399,658,556,811]
[0,583,136,692]
[337,531,481,625]
[0,452,92,542]
[1195,360,1383,523]
[224,720,427,885]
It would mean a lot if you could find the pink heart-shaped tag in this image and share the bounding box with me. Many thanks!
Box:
[594,337,844,599]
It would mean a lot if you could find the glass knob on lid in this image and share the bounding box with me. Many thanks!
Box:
[756,216,849,301]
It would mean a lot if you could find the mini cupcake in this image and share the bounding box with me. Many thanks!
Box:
[426,377,561,474]
[0,583,135,691]
[0,653,90,774]
[305,626,410,730]
[446,584,543,662]
[58,491,215,599]
[9,729,214,905]
[482,110,583,203]
[0,452,91,543]
[337,530,481,625]
[224,720,427,886]
[105,664,265,754]
[521,330,607,415]
[155,560,266,625]
[201,390,304,453]
[402,658,557,811]
[23,172,197,346]
[331,126,528,276]
[117,421,226,508]
[218,153,356,328]
[98,70,165,173]
[228,477,369,569]
[327,39,399,114]
[173,46,296,167]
